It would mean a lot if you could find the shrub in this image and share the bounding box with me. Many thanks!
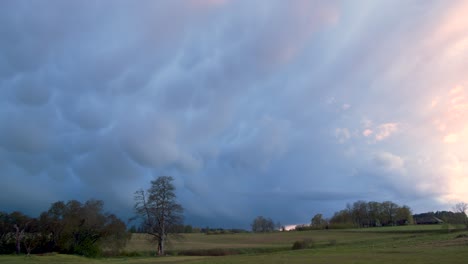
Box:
[292,239,315,250]
[73,237,102,258]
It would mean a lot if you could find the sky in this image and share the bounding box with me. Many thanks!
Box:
[0,0,467,228]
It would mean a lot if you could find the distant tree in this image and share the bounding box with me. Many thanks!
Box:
[453,202,468,228]
[454,202,468,215]
[128,225,137,233]
[367,201,383,227]
[99,214,129,255]
[329,209,353,228]
[381,201,398,226]
[0,212,11,254]
[184,225,193,233]
[0,200,127,256]
[0,212,15,254]
[38,199,128,256]
[351,201,369,227]
[275,221,282,231]
[10,211,31,254]
[251,216,275,232]
[395,206,413,225]
[22,218,41,256]
[311,214,327,229]
[39,201,67,251]
[329,201,413,229]
[134,176,183,256]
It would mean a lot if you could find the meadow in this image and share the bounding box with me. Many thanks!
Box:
[1,225,468,264]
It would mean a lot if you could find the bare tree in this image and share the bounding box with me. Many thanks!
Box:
[23,233,40,256]
[454,202,468,228]
[10,211,31,254]
[311,213,327,229]
[454,202,468,215]
[134,176,183,256]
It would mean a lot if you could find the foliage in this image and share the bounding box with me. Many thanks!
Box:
[204,228,248,235]
[329,200,413,228]
[311,214,327,229]
[453,202,468,228]
[414,211,467,225]
[251,216,275,232]
[133,176,183,256]
[170,224,199,233]
[0,200,128,257]
[294,224,315,231]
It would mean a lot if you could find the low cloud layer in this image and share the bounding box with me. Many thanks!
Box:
[1,0,467,228]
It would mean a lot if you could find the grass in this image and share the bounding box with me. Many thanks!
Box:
[0,254,206,263]
[348,224,466,232]
[2,225,468,264]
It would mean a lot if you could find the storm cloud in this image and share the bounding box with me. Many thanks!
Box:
[1,0,467,228]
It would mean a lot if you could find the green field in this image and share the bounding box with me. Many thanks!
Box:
[1,225,468,264]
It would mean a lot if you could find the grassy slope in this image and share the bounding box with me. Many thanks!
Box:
[128,229,404,252]
[0,255,206,264]
[2,225,468,264]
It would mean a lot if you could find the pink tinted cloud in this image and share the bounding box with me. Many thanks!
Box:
[362,129,373,137]
[342,104,351,110]
[375,123,399,141]
[432,85,468,137]
[425,0,468,57]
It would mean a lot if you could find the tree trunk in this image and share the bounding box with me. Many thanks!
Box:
[161,238,164,256]
[157,234,165,255]
[14,224,22,254]
[159,218,165,256]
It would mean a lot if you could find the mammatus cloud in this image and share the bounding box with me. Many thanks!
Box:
[335,128,351,144]
[0,1,467,227]
[373,152,405,175]
[375,123,399,141]
[362,129,373,137]
[359,122,399,142]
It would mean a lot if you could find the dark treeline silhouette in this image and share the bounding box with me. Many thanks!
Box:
[251,216,276,232]
[0,199,128,257]
[329,200,414,228]
[413,211,467,225]
[295,200,414,231]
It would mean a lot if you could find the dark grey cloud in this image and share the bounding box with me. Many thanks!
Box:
[0,0,465,228]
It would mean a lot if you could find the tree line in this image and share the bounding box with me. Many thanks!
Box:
[0,199,128,257]
[251,216,278,232]
[328,200,414,228]
[2,176,467,258]
[0,176,184,257]
[413,211,467,225]
[254,200,415,232]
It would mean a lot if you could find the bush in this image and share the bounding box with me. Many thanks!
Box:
[294,225,314,231]
[455,234,468,239]
[292,239,315,250]
[73,238,102,258]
